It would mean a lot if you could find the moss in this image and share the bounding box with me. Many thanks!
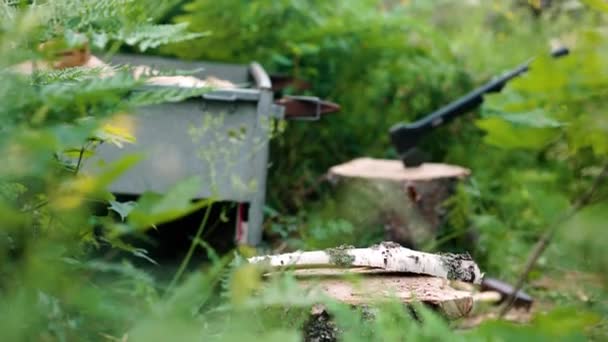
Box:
[326,245,355,267]
[439,252,475,282]
[303,310,338,342]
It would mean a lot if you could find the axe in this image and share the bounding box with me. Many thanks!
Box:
[389,46,569,167]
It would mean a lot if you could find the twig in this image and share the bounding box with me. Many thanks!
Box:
[166,202,213,293]
[499,162,608,317]
[74,141,93,175]
[75,146,85,174]
[22,199,49,212]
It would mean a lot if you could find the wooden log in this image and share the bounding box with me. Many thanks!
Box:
[297,271,474,341]
[295,271,474,320]
[252,242,482,340]
[326,158,471,248]
[298,276,474,341]
[249,242,483,284]
[250,242,482,316]
[299,274,474,341]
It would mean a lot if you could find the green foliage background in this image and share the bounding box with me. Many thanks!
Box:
[166,0,473,209]
[164,0,608,338]
[166,0,608,272]
[1,0,607,341]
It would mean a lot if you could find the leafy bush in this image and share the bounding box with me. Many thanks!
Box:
[0,0,211,339]
[164,1,608,338]
[2,0,607,340]
[473,0,608,280]
[165,0,473,211]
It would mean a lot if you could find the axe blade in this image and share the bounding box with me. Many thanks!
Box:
[389,123,428,167]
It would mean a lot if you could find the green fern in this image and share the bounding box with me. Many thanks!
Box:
[116,23,209,52]
[32,66,112,84]
[2,0,196,52]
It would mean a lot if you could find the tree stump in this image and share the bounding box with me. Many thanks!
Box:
[327,158,470,248]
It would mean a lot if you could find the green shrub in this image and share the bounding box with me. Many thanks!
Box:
[0,1,207,339]
[167,1,608,286]
[2,0,607,340]
[164,0,473,211]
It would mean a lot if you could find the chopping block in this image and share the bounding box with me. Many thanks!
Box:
[326,158,471,248]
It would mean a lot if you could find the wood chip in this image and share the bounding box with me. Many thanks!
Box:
[473,291,502,303]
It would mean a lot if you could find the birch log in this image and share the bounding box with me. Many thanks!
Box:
[248,241,483,284]
[325,158,471,248]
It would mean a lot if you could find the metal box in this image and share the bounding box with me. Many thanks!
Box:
[85,54,281,246]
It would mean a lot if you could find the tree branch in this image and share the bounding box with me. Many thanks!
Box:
[499,162,608,317]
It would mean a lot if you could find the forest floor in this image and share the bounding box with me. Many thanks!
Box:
[459,269,606,336]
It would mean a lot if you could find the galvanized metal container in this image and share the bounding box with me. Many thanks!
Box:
[85,54,283,246]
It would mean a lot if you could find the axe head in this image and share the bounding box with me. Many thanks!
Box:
[389,122,429,168]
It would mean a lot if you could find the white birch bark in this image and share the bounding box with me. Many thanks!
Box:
[248,242,483,284]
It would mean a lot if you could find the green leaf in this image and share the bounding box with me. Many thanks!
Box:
[532,307,601,336]
[62,148,95,159]
[95,122,136,148]
[468,307,598,341]
[511,55,568,93]
[476,116,559,149]
[64,30,88,48]
[561,203,608,274]
[581,0,608,13]
[94,154,144,191]
[91,32,109,49]
[501,110,563,128]
[567,113,608,156]
[127,176,212,229]
[108,200,136,221]
[0,182,28,202]
[271,53,293,67]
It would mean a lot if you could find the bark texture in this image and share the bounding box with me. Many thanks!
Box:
[326,158,470,248]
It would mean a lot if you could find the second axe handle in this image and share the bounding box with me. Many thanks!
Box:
[390,46,569,135]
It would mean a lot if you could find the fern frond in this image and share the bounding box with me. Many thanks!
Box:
[2,0,200,51]
[115,23,209,52]
[127,85,211,107]
[32,66,114,84]
[40,72,140,103]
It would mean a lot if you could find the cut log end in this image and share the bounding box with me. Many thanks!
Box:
[328,158,470,182]
[292,270,474,321]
